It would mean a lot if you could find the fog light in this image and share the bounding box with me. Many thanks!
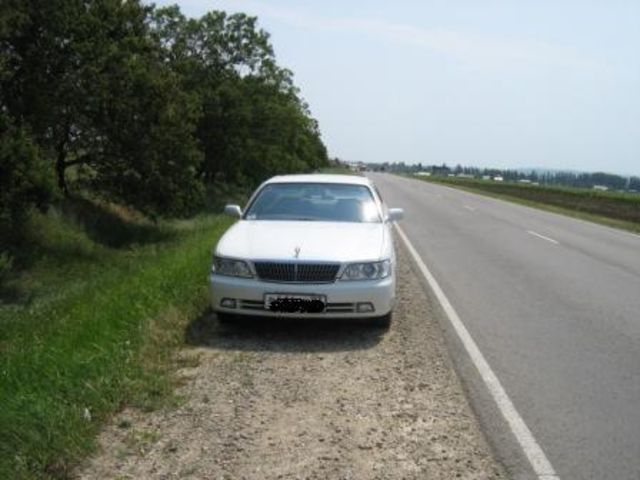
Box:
[220,298,237,308]
[356,302,375,313]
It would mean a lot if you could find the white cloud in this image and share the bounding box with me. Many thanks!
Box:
[207,0,607,71]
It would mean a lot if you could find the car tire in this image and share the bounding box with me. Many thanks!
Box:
[372,312,392,329]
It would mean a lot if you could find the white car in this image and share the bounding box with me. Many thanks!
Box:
[209,174,404,327]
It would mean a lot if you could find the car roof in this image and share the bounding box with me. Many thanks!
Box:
[264,174,372,186]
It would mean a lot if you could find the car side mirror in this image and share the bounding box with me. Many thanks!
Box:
[224,204,243,219]
[387,208,404,222]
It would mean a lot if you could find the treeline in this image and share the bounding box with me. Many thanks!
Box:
[0,1,328,245]
[374,162,640,191]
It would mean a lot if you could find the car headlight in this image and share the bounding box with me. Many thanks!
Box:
[340,260,391,281]
[211,256,253,278]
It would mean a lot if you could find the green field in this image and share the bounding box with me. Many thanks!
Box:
[413,175,640,233]
[0,200,232,479]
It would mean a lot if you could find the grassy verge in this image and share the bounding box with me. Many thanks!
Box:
[411,175,640,234]
[0,201,232,479]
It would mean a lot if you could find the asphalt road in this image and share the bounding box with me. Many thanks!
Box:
[370,173,640,480]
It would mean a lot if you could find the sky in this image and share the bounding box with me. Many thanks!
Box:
[154,0,640,176]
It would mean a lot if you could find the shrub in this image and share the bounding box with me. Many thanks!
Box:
[0,114,55,248]
[0,251,13,283]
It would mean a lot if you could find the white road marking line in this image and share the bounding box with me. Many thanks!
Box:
[527,230,560,245]
[395,224,560,480]
[464,205,477,212]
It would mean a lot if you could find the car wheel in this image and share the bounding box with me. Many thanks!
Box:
[372,312,392,329]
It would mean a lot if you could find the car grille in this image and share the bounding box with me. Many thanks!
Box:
[253,262,340,283]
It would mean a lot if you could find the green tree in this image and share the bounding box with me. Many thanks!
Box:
[151,7,328,185]
[1,1,328,227]
[0,112,54,247]
[1,0,204,216]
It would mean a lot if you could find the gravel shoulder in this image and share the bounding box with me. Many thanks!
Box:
[77,240,505,479]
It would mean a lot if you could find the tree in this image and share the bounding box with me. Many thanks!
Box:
[1,1,329,226]
[0,112,54,246]
[150,7,327,186]
[87,51,204,217]
[1,0,205,216]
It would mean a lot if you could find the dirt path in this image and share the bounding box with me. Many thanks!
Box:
[77,242,505,479]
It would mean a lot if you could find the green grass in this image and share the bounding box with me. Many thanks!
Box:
[412,175,640,234]
[0,199,233,479]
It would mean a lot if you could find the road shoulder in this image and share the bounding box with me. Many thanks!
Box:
[77,240,505,479]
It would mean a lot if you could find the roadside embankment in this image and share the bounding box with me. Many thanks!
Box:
[0,206,231,479]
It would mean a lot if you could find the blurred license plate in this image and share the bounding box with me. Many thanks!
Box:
[265,294,326,313]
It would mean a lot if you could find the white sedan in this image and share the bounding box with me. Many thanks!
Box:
[209,174,403,327]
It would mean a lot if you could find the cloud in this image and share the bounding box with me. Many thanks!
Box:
[208,0,607,71]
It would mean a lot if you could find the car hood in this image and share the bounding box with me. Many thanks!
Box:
[216,220,390,262]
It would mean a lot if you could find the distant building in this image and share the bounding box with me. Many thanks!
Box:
[493,176,504,182]
[518,179,532,184]
[456,174,474,178]
[482,175,491,180]
[347,162,366,172]
[593,185,609,191]
[415,171,431,176]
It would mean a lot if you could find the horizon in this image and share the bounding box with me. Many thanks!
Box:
[157,1,640,177]
[360,161,640,177]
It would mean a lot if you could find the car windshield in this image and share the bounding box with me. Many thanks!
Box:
[244,182,381,223]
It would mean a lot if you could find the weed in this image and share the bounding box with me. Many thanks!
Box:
[0,204,232,478]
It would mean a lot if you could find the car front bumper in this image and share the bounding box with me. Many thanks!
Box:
[210,273,395,318]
